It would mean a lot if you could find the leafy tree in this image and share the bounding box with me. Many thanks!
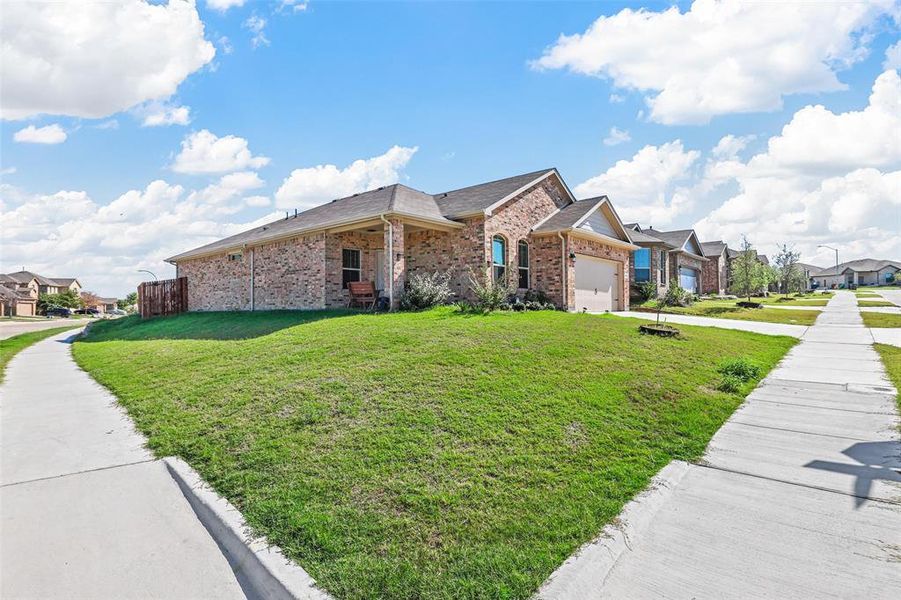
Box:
[118,292,138,310]
[729,236,769,301]
[38,289,82,313]
[774,244,802,294]
[81,291,101,310]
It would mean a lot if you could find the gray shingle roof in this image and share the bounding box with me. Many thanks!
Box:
[700,241,727,257]
[50,277,79,287]
[532,197,605,233]
[814,259,901,277]
[433,168,555,218]
[167,183,458,262]
[797,262,825,275]
[4,271,55,286]
[630,229,672,246]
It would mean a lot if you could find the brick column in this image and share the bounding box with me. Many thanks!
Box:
[383,218,405,309]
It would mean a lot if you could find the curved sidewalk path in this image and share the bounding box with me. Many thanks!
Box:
[544,291,901,599]
[0,330,246,599]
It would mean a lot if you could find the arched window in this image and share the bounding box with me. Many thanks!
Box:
[517,240,530,289]
[492,235,507,282]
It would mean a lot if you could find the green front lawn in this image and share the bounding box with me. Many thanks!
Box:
[72,310,795,599]
[0,326,81,382]
[639,299,821,325]
[874,344,900,414]
[857,300,896,307]
[862,312,901,328]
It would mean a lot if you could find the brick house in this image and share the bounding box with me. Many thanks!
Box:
[699,241,729,295]
[0,274,38,316]
[625,224,708,296]
[167,169,639,313]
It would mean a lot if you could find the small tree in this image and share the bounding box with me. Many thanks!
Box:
[774,243,801,294]
[729,235,768,301]
[80,291,101,310]
[655,279,686,325]
[117,292,138,310]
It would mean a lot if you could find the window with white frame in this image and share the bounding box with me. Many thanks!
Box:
[227,251,243,262]
[517,240,530,289]
[342,248,361,288]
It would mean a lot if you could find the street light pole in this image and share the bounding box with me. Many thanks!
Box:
[137,269,158,282]
[817,245,839,269]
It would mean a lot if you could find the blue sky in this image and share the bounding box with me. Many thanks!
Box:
[2,1,899,296]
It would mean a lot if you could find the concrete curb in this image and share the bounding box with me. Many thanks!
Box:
[163,457,332,600]
[535,460,692,599]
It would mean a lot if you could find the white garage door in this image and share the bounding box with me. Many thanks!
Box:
[574,254,620,312]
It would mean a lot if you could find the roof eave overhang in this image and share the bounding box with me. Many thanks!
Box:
[166,211,464,263]
[533,227,639,251]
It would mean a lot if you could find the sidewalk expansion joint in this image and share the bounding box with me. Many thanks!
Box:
[691,462,901,507]
[751,398,897,415]
[729,420,875,442]
[1,458,157,488]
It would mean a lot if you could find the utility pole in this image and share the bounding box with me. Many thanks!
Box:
[818,245,838,269]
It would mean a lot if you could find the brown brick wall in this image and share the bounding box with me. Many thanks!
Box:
[701,252,726,295]
[405,217,485,300]
[324,231,382,308]
[253,234,326,309]
[531,235,566,306]
[178,251,251,311]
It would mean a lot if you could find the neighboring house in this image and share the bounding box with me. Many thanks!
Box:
[699,240,729,295]
[811,259,901,289]
[625,224,708,296]
[89,297,118,313]
[0,274,38,316]
[3,271,81,296]
[167,169,639,313]
[796,263,824,291]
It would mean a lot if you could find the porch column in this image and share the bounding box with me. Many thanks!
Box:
[383,218,405,309]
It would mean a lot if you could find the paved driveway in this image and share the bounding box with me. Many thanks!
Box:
[0,330,246,599]
[877,288,901,307]
[0,318,87,340]
[544,291,901,599]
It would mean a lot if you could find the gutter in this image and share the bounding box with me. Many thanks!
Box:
[380,214,393,310]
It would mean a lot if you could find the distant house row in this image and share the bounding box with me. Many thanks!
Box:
[807,259,900,289]
[0,271,118,317]
[161,168,897,314]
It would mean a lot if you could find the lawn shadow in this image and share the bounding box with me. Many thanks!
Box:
[77,309,361,342]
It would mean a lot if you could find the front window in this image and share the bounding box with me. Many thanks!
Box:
[658,250,667,284]
[492,235,506,282]
[517,240,529,289]
[342,248,361,289]
[633,248,650,282]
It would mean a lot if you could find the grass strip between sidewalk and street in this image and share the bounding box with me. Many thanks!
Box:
[72,309,795,600]
[874,344,901,414]
[862,312,901,328]
[0,326,82,383]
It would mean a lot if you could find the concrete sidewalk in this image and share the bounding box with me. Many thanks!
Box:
[543,291,901,599]
[612,310,809,337]
[877,289,901,307]
[0,330,246,599]
[0,317,88,340]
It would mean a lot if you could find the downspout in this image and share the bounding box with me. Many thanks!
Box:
[249,246,255,311]
[558,232,567,311]
[380,214,393,310]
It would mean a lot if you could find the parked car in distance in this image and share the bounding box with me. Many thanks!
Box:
[74,308,101,316]
[108,308,127,316]
[44,306,73,317]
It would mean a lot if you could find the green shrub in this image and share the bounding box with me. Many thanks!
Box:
[467,267,516,312]
[400,270,453,311]
[637,280,658,302]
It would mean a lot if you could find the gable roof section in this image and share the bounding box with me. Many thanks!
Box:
[532,196,636,249]
[50,277,80,287]
[797,263,825,275]
[700,241,727,257]
[433,168,560,218]
[4,271,55,286]
[630,228,673,246]
[644,228,707,260]
[167,184,460,262]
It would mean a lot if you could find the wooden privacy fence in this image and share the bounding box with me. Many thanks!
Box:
[138,277,188,318]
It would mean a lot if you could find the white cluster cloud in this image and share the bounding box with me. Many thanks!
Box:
[171,130,270,174]
[1,0,215,120]
[275,145,418,209]
[206,0,245,12]
[602,127,631,146]
[0,176,276,297]
[576,141,700,226]
[695,70,901,263]
[244,15,270,48]
[532,0,896,124]
[140,103,192,127]
[13,124,67,145]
